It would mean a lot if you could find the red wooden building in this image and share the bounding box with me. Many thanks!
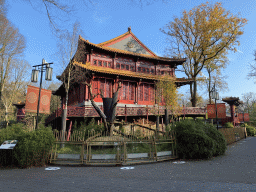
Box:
[47,27,201,127]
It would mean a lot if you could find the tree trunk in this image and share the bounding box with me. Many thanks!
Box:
[164,108,169,127]
[61,92,68,148]
[109,123,115,137]
[192,78,197,107]
[4,105,8,127]
[156,115,159,139]
[208,72,212,104]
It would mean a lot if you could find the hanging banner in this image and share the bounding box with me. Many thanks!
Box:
[207,103,226,119]
[244,113,250,122]
[238,113,244,122]
[207,104,216,119]
[25,85,52,114]
[217,103,226,119]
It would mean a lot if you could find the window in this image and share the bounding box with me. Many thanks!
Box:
[146,68,149,73]
[138,67,141,72]
[120,81,135,101]
[138,83,153,102]
[105,80,112,98]
[151,69,154,74]
[121,64,125,69]
[93,60,97,66]
[130,66,134,72]
[108,62,112,68]
[116,63,120,69]
[98,61,102,66]
[122,82,128,100]
[103,61,107,67]
[142,68,146,73]
[129,83,135,100]
[126,65,129,70]
[138,84,143,101]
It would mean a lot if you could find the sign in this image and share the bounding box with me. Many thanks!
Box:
[207,103,226,119]
[244,113,250,122]
[238,113,244,122]
[25,85,52,114]
[0,140,18,149]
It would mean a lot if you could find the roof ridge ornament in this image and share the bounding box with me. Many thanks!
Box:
[128,26,131,33]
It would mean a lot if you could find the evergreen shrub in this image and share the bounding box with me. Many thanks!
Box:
[172,120,226,159]
[0,123,55,168]
[224,122,234,128]
[241,123,256,136]
[246,126,256,136]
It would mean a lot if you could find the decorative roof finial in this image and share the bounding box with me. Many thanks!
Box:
[128,26,131,33]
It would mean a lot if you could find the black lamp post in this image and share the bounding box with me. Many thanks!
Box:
[31,59,53,129]
[210,83,219,129]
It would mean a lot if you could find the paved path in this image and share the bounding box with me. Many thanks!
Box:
[1,137,256,191]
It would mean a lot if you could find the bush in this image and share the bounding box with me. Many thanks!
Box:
[246,125,256,136]
[203,123,227,156]
[0,123,55,168]
[172,120,226,159]
[224,122,234,128]
[73,118,105,139]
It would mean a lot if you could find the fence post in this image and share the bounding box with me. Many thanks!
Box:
[81,142,84,164]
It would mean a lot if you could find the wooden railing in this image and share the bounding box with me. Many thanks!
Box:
[49,129,177,165]
[46,106,206,124]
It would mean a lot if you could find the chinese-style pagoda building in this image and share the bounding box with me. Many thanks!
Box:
[47,27,198,128]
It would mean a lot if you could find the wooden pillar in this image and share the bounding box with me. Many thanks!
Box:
[90,49,93,64]
[154,61,159,75]
[135,57,139,72]
[113,53,117,69]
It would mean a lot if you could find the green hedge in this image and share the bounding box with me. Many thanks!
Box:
[172,120,227,159]
[0,123,55,168]
[241,123,256,136]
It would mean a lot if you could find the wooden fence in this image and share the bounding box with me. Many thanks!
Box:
[219,127,247,145]
[49,130,177,165]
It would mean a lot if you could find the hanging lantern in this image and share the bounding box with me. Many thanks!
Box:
[45,66,53,81]
[31,69,39,82]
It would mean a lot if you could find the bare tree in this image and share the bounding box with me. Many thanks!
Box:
[247,50,256,82]
[198,57,229,104]
[0,14,26,102]
[242,92,256,114]
[56,21,83,140]
[1,59,29,123]
[82,79,122,136]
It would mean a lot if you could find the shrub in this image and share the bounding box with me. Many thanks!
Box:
[246,125,256,136]
[203,123,227,156]
[73,118,105,139]
[172,120,227,159]
[0,123,55,168]
[224,122,234,128]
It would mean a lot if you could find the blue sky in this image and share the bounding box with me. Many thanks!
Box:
[6,0,256,102]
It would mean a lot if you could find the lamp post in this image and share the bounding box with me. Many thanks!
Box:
[31,59,53,129]
[210,83,219,129]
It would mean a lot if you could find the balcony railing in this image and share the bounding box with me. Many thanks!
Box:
[46,106,207,124]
